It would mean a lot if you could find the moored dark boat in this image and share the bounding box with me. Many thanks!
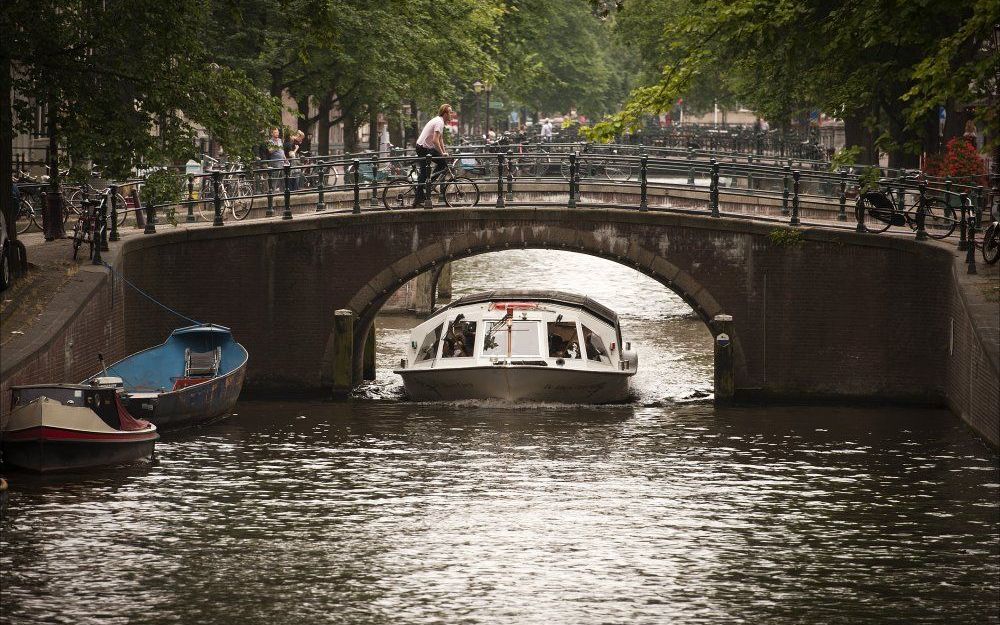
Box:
[86,324,248,430]
[2,385,158,472]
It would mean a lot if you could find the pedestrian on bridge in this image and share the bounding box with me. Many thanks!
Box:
[414,104,453,207]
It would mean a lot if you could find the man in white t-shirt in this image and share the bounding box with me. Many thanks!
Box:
[414,103,452,206]
[541,119,553,142]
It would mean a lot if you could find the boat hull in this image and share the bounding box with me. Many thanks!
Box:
[1,431,157,472]
[397,365,632,403]
[123,364,247,430]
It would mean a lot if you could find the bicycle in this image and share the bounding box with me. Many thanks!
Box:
[70,193,108,260]
[559,146,633,182]
[979,218,999,264]
[381,157,480,209]
[65,177,129,227]
[199,156,254,221]
[854,184,957,239]
[14,193,39,234]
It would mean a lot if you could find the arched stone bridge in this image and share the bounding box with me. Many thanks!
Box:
[120,203,955,406]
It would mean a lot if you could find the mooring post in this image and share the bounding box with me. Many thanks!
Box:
[316,163,326,212]
[713,314,734,405]
[108,184,120,241]
[143,195,157,234]
[351,159,361,213]
[496,153,506,208]
[363,322,377,382]
[99,196,110,252]
[781,165,790,216]
[790,170,801,226]
[639,154,648,211]
[837,169,847,221]
[915,181,928,240]
[282,164,293,219]
[332,309,356,397]
[959,191,969,251]
[966,206,977,275]
[186,175,196,222]
[369,154,380,207]
[568,151,578,208]
[93,200,107,262]
[425,154,435,209]
[710,159,720,217]
[213,170,224,226]
[266,167,275,217]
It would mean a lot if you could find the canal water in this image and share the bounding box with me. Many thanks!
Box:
[1,251,997,624]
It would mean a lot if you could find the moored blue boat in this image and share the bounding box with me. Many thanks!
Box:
[87,324,248,430]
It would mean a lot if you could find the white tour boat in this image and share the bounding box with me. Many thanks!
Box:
[395,290,638,402]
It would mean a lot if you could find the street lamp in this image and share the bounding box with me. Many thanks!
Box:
[473,80,483,139]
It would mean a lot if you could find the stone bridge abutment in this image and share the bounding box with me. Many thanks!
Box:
[118,206,954,408]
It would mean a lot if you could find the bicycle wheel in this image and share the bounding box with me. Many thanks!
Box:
[604,162,633,181]
[111,192,129,226]
[855,192,894,233]
[63,188,83,223]
[198,179,217,221]
[232,178,254,220]
[982,223,1000,265]
[443,177,480,208]
[382,177,416,209]
[918,199,957,240]
[15,198,36,234]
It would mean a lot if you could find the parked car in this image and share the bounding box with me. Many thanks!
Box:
[1,209,11,291]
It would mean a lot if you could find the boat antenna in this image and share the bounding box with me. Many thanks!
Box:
[98,353,109,377]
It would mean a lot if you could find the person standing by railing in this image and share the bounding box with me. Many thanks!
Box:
[541,119,553,143]
[414,104,453,207]
[284,130,305,191]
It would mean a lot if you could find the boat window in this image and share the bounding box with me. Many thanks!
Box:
[581,325,610,362]
[547,322,581,359]
[484,320,540,357]
[442,319,477,358]
[416,323,443,362]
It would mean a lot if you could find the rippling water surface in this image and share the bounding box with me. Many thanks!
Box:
[1,251,997,624]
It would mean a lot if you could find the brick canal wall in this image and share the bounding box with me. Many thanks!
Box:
[1,263,126,424]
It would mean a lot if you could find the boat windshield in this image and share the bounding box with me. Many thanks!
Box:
[484,320,540,357]
[547,322,581,358]
[416,323,443,362]
[442,319,477,358]
[581,324,610,363]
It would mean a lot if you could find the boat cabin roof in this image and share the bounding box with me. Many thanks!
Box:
[437,289,618,327]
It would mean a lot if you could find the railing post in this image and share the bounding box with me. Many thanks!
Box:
[186,175,196,223]
[687,147,695,185]
[781,165,790,215]
[915,181,928,240]
[352,159,361,213]
[944,176,953,213]
[369,154,379,207]
[108,184,120,241]
[974,185,985,226]
[282,164,293,219]
[496,153,505,208]
[746,155,753,190]
[143,194,157,234]
[424,154,434,209]
[505,155,514,201]
[966,203,977,275]
[568,152,578,209]
[710,159,720,217]
[213,170,224,226]
[837,169,847,221]
[316,163,326,212]
[639,155,648,211]
[958,191,969,251]
[790,170,800,226]
[265,167,275,217]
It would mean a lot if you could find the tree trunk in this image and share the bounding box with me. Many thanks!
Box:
[408,99,418,148]
[843,113,876,165]
[368,104,379,152]
[343,111,360,155]
[296,94,311,134]
[388,104,404,149]
[44,95,65,240]
[942,101,969,144]
[317,93,331,156]
[0,50,15,252]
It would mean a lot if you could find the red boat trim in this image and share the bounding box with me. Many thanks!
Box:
[3,426,158,443]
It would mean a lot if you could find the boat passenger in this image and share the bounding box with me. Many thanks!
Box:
[549,335,568,358]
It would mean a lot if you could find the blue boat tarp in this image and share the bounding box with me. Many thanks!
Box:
[108,325,247,393]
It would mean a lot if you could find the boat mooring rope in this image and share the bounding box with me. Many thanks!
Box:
[101,261,203,326]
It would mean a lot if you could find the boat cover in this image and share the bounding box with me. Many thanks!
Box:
[437,289,618,327]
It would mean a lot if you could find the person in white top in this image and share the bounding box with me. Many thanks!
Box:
[414,103,453,206]
[541,119,553,142]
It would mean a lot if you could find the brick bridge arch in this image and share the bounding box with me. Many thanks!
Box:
[121,205,952,404]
